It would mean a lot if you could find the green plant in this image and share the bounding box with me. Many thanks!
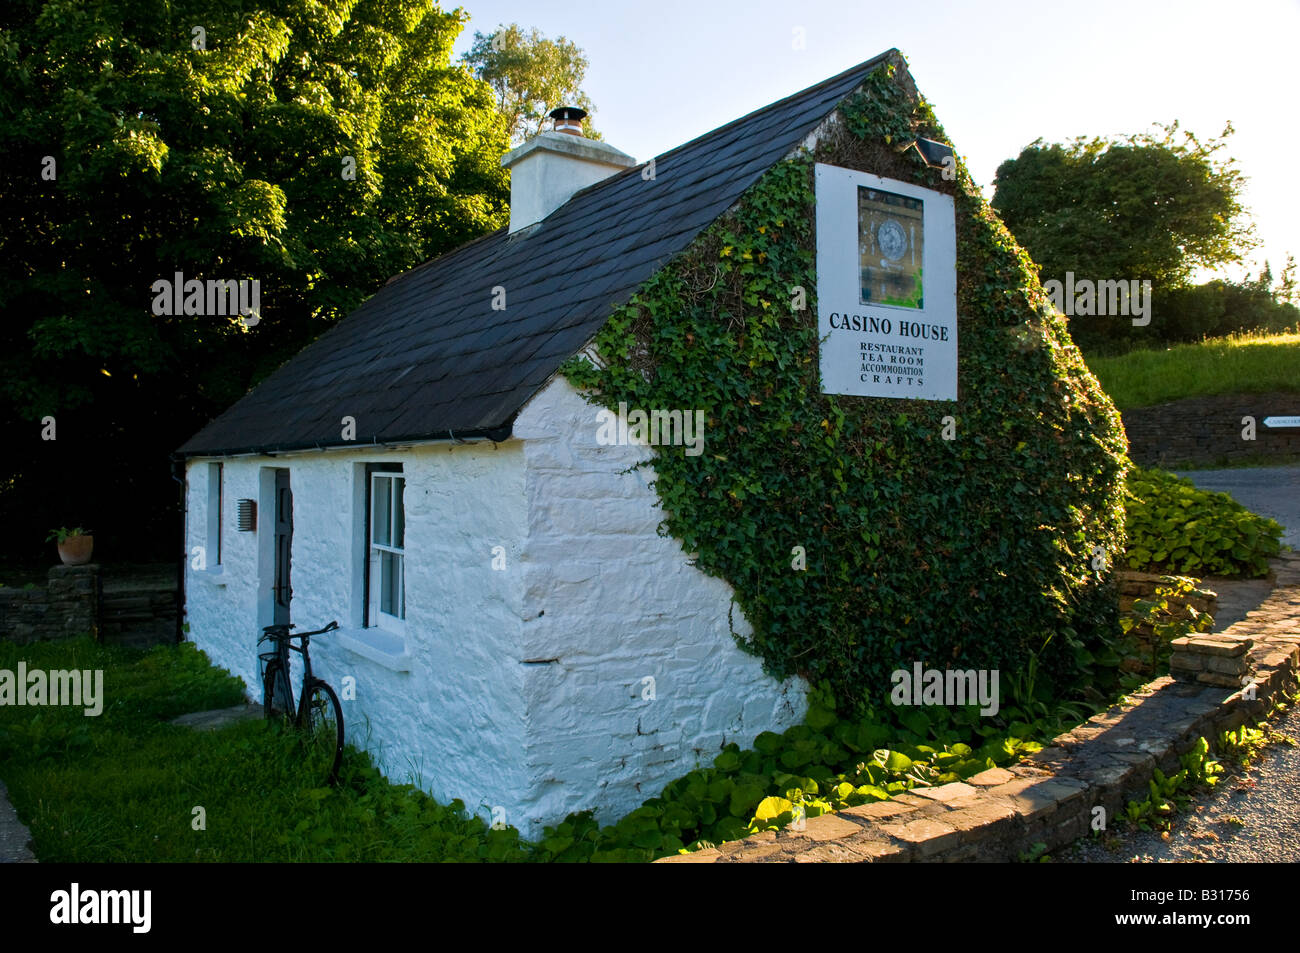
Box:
[1018,841,1051,863]
[45,527,90,544]
[1122,736,1221,831]
[1216,724,1267,767]
[1,639,1099,863]
[1119,574,1215,672]
[1124,467,1282,576]
[1180,736,1222,787]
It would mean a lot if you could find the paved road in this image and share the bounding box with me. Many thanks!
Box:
[1174,465,1300,548]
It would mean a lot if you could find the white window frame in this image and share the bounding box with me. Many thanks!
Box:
[206,462,223,568]
[367,471,405,634]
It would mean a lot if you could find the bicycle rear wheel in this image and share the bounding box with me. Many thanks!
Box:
[300,680,344,786]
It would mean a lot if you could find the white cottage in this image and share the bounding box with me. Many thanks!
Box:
[178,51,906,833]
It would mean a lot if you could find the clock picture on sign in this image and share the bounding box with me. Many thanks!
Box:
[815,164,957,401]
[859,187,924,310]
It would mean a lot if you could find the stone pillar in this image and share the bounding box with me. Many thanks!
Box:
[1169,634,1254,689]
[45,563,101,640]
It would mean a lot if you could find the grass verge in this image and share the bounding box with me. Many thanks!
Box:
[1084,331,1300,411]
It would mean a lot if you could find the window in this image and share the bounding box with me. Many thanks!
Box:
[206,462,223,567]
[367,470,405,631]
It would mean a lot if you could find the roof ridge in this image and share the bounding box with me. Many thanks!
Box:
[387,50,899,284]
[553,49,900,212]
[648,49,900,166]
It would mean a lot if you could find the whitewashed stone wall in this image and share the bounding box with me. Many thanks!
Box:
[184,441,532,817]
[511,376,806,833]
[184,373,806,837]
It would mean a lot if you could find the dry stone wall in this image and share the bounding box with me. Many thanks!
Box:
[1122,392,1300,468]
[0,565,99,644]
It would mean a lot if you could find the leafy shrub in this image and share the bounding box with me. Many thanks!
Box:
[1069,280,1299,356]
[1124,467,1283,576]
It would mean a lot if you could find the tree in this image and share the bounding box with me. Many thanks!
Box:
[0,0,511,560]
[992,122,1256,290]
[1273,254,1298,305]
[463,24,599,144]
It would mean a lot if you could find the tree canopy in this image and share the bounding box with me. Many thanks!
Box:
[462,23,599,144]
[991,122,1256,290]
[0,0,511,560]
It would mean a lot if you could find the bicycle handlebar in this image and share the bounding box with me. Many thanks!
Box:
[259,620,339,644]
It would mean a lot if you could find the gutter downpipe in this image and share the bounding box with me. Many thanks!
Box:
[170,454,186,645]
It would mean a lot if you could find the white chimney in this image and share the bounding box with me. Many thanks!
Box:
[500,107,636,234]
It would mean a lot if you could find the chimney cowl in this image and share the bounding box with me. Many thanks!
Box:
[549,106,587,136]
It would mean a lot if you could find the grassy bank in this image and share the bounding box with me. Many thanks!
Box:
[1084,331,1300,411]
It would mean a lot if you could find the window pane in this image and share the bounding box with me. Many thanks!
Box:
[373,476,391,546]
[380,550,396,615]
[393,478,405,550]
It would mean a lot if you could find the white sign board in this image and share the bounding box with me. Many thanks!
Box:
[814,164,958,400]
[1264,416,1300,429]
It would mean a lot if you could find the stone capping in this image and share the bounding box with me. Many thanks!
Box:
[657,551,1300,863]
[1169,633,1254,689]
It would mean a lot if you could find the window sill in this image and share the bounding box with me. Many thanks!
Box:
[193,567,227,587]
[337,626,411,672]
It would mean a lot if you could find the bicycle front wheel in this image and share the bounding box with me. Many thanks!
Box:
[299,680,344,786]
[263,660,292,725]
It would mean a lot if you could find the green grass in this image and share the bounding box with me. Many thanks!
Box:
[1,636,1085,862]
[0,638,534,861]
[1084,331,1300,411]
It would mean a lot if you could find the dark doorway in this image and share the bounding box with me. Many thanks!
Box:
[273,468,293,626]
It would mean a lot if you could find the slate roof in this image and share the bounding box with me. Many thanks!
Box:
[179,49,900,456]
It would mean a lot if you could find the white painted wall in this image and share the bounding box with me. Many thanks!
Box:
[184,373,806,837]
[184,440,531,818]
[511,376,807,834]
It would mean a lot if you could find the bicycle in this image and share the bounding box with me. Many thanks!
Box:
[259,620,344,786]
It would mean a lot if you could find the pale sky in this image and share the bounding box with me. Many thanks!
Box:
[451,0,1299,285]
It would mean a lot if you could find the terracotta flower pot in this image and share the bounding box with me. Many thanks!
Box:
[57,535,94,566]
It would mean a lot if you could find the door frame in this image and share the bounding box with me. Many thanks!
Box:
[256,466,293,634]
